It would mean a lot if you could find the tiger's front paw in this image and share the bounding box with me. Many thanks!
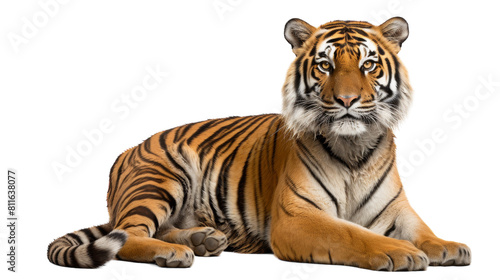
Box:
[418,239,471,266]
[365,239,429,271]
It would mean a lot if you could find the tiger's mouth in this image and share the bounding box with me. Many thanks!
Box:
[315,110,373,136]
[329,117,368,136]
[337,113,359,120]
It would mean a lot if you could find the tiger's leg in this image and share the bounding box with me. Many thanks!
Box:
[270,175,428,271]
[369,196,472,266]
[110,175,195,267]
[116,226,194,267]
[271,209,428,270]
[157,227,228,256]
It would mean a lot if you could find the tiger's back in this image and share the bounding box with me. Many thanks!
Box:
[107,114,287,253]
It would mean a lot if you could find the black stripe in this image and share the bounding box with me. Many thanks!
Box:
[270,120,279,169]
[186,118,236,145]
[377,45,385,55]
[52,246,63,265]
[117,184,178,221]
[62,247,71,266]
[106,230,127,245]
[127,146,138,166]
[255,134,268,232]
[323,28,343,38]
[322,23,346,29]
[118,175,165,201]
[302,58,311,95]
[134,167,170,178]
[87,243,110,268]
[197,160,212,209]
[380,57,394,102]
[286,176,322,210]
[160,147,189,185]
[215,152,237,220]
[61,236,76,246]
[236,144,256,230]
[279,202,294,217]
[294,54,305,93]
[352,28,369,37]
[356,135,384,169]
[366,187,403,228]
[122,223,150,236]
[299,153,339,213]
[391,53,402,88]
[118,169,165,192]
[138,144,178,182]
[159,139,190,210]
[174,122,196,142]
[296,140,328,178]
[253,175,261,233]
[326,37,343,44]
[209,185,225,224]
[173,126,182,142]
[129,176,165,187]
[67,233,83,245]
[96,224,110,236]
[117,206,159,232]
[125,193,170,208]
[384,221,397,237]
[107,152,127,207]
[67,245,80,267]
[198,116,253,163]
[130,184,176,214]
[315,134,350,168]
[82,228,97,242]
[308,43,317,56]
[353,156,395,214]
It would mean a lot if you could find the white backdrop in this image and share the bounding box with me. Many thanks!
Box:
[1,0,499,279]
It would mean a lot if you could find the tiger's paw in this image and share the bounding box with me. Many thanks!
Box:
[418,239,471,266]
[364,239,429,271]
[154,246,195,268]
[189,227,228,257]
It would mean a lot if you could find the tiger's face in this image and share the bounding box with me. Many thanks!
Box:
[282,17,412,137]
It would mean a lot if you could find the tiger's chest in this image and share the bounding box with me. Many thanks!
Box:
[296,134,396,227]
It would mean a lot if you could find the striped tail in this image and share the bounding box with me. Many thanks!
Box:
[47,223,128,268]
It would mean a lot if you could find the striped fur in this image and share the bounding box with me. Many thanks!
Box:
[47,224,127,268]
[48,17,470,270]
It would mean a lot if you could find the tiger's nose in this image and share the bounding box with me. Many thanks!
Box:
[335,95,360,108]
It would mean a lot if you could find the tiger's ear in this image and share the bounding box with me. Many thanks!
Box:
[284,18,316,56]
[379,17,409,53]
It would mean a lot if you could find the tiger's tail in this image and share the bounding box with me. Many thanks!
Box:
[47,223,127,268]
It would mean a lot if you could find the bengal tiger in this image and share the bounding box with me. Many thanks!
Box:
[48,17,471,271]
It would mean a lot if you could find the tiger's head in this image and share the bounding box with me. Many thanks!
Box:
[282,17,412,137]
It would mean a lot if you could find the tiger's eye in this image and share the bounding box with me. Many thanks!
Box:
[362,60,375,71]
[319,61,331,72]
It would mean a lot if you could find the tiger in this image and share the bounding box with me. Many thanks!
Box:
[47,17,471,271]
